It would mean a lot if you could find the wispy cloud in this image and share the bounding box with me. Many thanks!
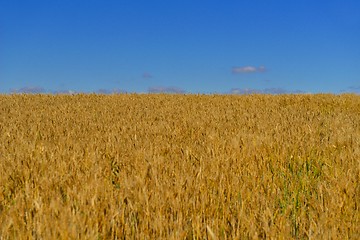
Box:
[142,72,153,79]
[229,88,258,94]
[229,88,305,95]
[10,86,129,94]
[10,86,47,94]
[348,85,360,91]
[232,66,267,74]
[96,88,127,94]
[341,85,360,93]
[258,66,267,72]
[148,86,186,94]
[53,89,77,94]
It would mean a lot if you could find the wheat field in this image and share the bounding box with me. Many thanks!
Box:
[0,94,359,239]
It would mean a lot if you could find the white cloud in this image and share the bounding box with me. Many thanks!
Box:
[229,88,305,94]
[232,66,267,74]
[230,88,258,94]
[258,66,267,72]
[53,89,76,94]
[148,86,186,94]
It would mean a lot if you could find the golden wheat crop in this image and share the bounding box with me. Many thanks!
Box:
[0,94,359,239]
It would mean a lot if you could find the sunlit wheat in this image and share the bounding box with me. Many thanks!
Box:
[0,93,359,239]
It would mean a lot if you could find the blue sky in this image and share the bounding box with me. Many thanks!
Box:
[1,0,359,94]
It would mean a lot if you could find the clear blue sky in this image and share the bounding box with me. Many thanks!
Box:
[1,0,359,94]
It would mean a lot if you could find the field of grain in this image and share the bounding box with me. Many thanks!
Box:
[0,94,359,239]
